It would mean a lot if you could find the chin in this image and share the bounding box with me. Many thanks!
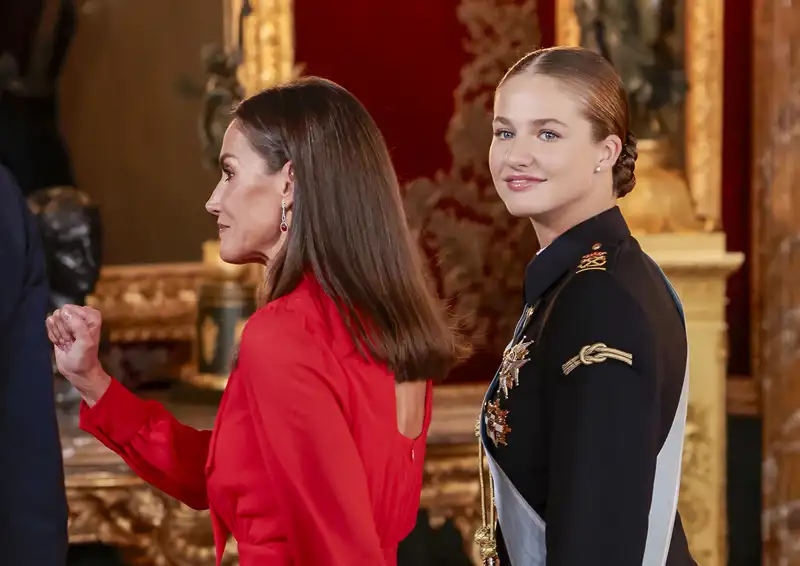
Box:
[218,243,248,265]
[501,197,552,219]
[500,188,573,220]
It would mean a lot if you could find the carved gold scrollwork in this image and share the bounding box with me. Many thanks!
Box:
[87,263,206,343]
[67,485,171,565]
[421,447,485,564]
[68,484,239,566]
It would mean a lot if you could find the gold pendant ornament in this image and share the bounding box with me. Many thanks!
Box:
[475,418,500,565]
[475,525,500,565]
[485,399,511,447]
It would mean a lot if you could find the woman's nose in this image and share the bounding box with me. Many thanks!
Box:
[505,139,536,168]
[206,187,222,215]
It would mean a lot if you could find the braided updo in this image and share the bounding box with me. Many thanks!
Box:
[501,46,638,198]
[613,131,638,197]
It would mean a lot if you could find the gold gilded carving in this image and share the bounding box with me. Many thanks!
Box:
[87,263,205,343]
[616,138,702,233]
[224,0,298,94]
[67,484,238,566]
[555,0,724,232]
[424,384,488,565]
[67,485,170,564]
[404,0,540,352]
[64,403,238,565]
[684,1,724,230]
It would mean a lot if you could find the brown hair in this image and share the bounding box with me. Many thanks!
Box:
[233,77,469,382]
[500,46,638,197]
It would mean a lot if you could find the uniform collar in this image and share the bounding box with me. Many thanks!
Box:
[524,206,631,304]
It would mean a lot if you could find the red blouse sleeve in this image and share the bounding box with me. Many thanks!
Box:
[80,378,212,510]
[239,308,386,565]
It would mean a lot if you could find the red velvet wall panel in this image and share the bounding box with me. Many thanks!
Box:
[294,0,469,183]
[722,1,752,376]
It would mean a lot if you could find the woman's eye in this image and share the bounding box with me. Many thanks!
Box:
[538,131,559,142]
[494,130,514,140]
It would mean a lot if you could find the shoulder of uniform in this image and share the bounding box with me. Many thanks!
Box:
[555,265,636,319]
[542,264,653,375]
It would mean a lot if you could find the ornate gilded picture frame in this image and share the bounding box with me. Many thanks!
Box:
[555,0,724,233]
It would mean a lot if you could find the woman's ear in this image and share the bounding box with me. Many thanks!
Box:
[595,134,623,173]
[279,160,294,205]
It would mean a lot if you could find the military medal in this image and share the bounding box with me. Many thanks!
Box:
[485,399,511,447]
[498,337,533,398]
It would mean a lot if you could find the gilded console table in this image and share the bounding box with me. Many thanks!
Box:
[63,383,485,565]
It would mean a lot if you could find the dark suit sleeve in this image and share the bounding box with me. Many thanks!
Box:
[0,165,68,565]
[0,167,26,330]
[541,270,659,565]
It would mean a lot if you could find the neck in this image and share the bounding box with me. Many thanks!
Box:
[530,193,616,249]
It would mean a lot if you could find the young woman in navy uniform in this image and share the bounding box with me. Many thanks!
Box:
[475,46,697,566]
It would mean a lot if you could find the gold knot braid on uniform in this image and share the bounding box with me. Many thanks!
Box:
[561,342,633,376]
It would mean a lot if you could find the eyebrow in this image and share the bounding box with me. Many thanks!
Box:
[218,152,235,167]
[493,116,568,128]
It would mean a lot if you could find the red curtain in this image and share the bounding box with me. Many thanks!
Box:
[722,1,752,377]
[295,0,469,183]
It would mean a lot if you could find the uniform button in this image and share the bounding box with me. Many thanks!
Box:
[411,447,415,462]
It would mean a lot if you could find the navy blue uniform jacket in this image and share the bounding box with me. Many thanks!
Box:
[487,206,696,565]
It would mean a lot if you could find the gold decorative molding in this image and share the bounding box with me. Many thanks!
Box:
[87,263,206,343]
[63,408,238,565]
[224,0,297,94]
[424,384,487,564]
[684,1,724,230]
[555,0,725,231]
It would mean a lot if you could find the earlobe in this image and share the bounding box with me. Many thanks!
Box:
[280,160,295,201]
[599,134,623,170]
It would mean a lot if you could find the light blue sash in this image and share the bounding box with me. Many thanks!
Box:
[480,259,689,565]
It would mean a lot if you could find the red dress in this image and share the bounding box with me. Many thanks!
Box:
[80,276,433,566]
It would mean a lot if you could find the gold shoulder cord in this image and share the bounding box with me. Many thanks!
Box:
[474,419,500,565]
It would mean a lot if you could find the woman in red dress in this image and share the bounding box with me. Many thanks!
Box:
[46,77,468,566]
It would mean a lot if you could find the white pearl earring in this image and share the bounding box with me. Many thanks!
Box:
[594,165,601,173]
